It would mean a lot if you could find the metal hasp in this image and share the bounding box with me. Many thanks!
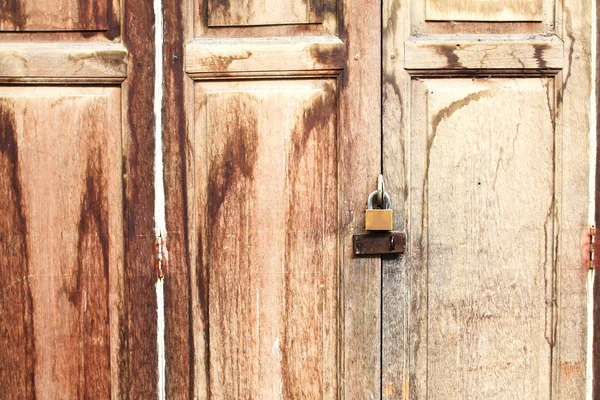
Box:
[353,231,406,255]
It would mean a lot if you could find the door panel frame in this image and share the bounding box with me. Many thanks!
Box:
[162,0,384,397]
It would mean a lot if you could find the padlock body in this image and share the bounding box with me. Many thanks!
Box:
[365,209,393,231]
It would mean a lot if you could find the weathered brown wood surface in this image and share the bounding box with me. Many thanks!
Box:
[338,0,383,396]
[207,0,324,26]
[404,35,563,71]
[0,87,121,399]
[425,0,544,21]
[120,0,160,397]
[162,0,193,397]
[595,1,600,397]
[411,78,556,398]
[383,0,592,398]
[0,0,158,397]
[163,0,382,397]
[192,80,338,398]
[0,0,116,31]
[0,43,127,82]
[185,36,345,78]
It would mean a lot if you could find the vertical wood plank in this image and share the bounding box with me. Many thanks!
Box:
[339,0,382,397]
[554,0,593,397]
[594,0,600,396]
[163,0,194,398]
[121,0,159,396]
[382,0,411,397]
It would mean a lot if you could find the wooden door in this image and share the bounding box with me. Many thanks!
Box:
[0,1,159,398]
[382,0,593,399]
[1,0,594,399]
[161,0,384,398]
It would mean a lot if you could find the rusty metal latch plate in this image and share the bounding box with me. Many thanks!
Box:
[353,231,406,256]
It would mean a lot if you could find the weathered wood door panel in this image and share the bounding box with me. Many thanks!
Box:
[1,0,594,398]
[383,0,592,398]
[1,87,122,399]
[0,0,115,31]
[163,0,383,398]
[0,1,158,398]
[195,80,338,398]
[412,78,557,398]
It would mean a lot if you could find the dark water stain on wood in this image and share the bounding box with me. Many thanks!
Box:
[207,0,231,23]
[161,0,194,394]
[120,0,159,395]
[558,7,575,108]
[309,0,324,20]
[282,89,335,398]
[67,50,126,71]
[76,146,111,399]
[204,95,258,397]
[207,98,259,218]
[206,51,252,71]
[78,0,107,29]
[0,0,26,29]
[105,0,120,39]
[0,102,35,398]
[532,43,550,69]
[309,45,345,69]
[437,45,463,68]
[212,0,230,9]
[422,89,493,239]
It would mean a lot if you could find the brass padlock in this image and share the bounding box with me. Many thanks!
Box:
[365,190,393,231]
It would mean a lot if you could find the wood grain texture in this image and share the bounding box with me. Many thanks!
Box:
[412,0,554,35]
[194,0,336,37]
[594,0,600,396]
[405,35,563,71]
[426,0,543,22]
[339,0,382,397]
[0,0,108,31]
[384,0,591,398]
[382,0,411,397]
[552,0,592,397]
[207,0,323,26]
[120,0,159,396]
[410,78,556,399]
[162,0,194,397]
[191,79,338,399]
[0,43,127,82]
[185,36,345,78]
[0,87,123,399]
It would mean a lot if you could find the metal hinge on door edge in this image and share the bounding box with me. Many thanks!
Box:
[589,226,596,270]
[155,233,167,279]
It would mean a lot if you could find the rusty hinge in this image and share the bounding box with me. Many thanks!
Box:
[589,226,596,270]
[155,233,167,279]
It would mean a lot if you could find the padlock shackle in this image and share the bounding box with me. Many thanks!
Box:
[367,190,391,210]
